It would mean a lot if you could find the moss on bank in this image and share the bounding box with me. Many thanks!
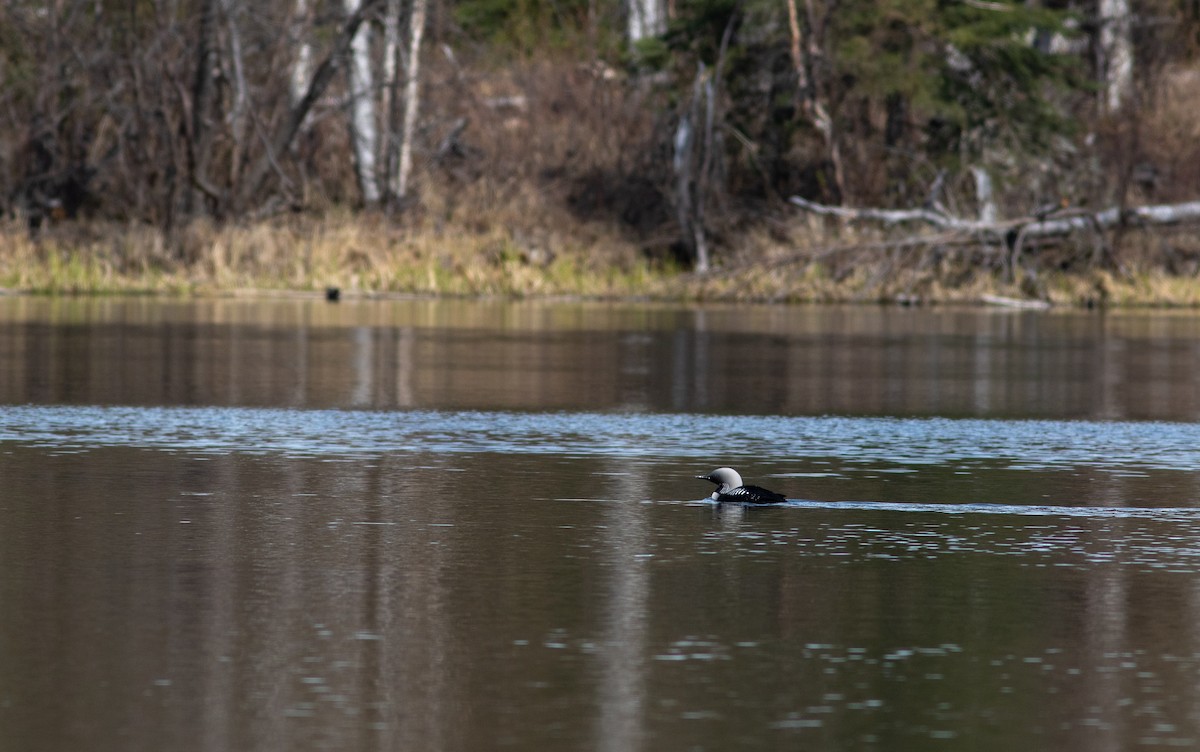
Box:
[4,215,1200,307]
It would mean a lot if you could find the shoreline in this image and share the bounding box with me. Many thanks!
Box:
[4,217,1200,309]
[3,280,1199,310]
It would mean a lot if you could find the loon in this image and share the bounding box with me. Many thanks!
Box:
[697,467,787,504]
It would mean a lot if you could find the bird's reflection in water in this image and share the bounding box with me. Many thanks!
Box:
[714,502,747,527]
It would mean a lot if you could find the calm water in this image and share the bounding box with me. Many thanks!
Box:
[3,296,1200,751]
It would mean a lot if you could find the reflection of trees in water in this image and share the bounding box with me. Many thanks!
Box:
[7,442,1200,748]
[6,299,1200,420]
[595,462,651,752]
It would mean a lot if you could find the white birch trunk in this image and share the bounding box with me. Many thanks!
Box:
[381,0,401,195]
[383,0,400,98]
[345,0,381,204]
[627,0,665,43]
[290,0,313,106]
[240,0,378,205]
[971,166,996,224]
[1098,0,1133,112]
[383,3,401,144]
[395,0,427,201]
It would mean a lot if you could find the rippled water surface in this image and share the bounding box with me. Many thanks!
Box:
[3,297,1200,751]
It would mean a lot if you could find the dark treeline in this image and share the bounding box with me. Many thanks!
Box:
[3,0,1200,269]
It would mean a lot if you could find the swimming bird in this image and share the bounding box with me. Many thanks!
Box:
[697,467,787,504]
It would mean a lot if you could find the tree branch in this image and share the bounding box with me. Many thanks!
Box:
[237,0,383,209]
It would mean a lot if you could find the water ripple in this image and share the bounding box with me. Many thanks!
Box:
[1,405,1200,475]
[781,499,1199,521]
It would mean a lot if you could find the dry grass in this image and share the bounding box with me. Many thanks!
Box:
[0,212,672,298]
[5,211,1200,307]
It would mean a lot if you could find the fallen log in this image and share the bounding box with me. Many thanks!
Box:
[788,195,1200,239]
[980,294,1052,310]
[787,195,988,230]
[1019,201,1200,238]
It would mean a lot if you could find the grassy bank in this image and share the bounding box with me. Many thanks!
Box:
[4,214,1200,307]
[0,213,669,298]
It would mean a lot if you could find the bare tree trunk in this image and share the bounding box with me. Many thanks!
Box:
[693,69,716,272]
[188,0,220,215]
[345,0,381,205]
[673,89,697,266]
[290,0,314,106]
[238,0,380,209]
[627,0,665,42]
[971,166,996,224]
[394,0,428,202]
[674,65,712,272]
[1098,0,1133,112]
[784,0,844,201]
[381,0,401,192]
[218,0,249,182]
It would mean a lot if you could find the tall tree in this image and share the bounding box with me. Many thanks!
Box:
[1098,0,1134,112]
[219,0,250,180]
[380,0,428,205]
[826,0,1079,201]
[785,0,843,200]
[345,0,382,204]
[392,0,428,203]
[188,0,221,214]
[290,0,315,106]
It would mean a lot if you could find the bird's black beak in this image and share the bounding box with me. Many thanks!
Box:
[696,474,712,482]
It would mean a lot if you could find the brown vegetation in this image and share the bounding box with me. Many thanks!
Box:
[5,1,1200,306]
[8,205,1200,307]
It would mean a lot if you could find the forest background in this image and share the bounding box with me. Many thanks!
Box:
[3,0,1200,305]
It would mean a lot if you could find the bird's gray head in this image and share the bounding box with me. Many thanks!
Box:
[697,467,743,498]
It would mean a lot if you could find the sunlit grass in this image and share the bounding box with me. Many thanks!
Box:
[3,214,1200,306]
[0,214,679,299]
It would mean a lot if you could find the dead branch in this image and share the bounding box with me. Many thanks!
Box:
[788,195,999,231]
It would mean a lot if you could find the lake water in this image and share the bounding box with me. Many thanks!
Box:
[2,296,1200,751]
